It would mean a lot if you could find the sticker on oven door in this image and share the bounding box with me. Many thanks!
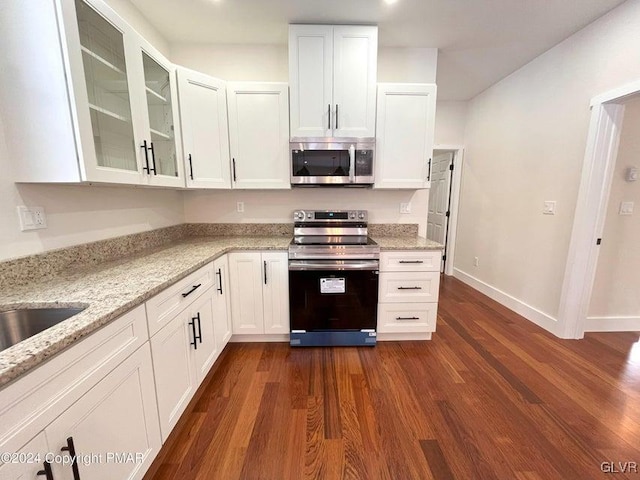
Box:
[320,278,345,294]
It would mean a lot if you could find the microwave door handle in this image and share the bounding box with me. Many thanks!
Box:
[349,145,355,183]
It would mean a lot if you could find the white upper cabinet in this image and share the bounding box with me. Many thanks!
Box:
[289,25,378,139]
[226,82,291,189]
[0,0,183,187]
[177,68,231,189]
[135,40,184,187]
[375,83,437,189]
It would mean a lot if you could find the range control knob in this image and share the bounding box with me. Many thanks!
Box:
[358,212,365,220]
[294,211,305,220]
[349,212,356,219]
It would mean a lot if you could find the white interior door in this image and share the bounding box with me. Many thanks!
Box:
[427,151,453,246]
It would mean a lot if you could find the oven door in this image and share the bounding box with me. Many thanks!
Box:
[288,260,379,346]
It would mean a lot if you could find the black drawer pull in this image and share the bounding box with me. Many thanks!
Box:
[182,283,202,297]
[396,316,420,320]
[37,461,54,480]
[397,286,422,290]
[398,260,424,264]
[61,437,81,480]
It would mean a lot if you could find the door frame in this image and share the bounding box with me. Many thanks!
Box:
[432,145,464,276]
[557,79,640,338]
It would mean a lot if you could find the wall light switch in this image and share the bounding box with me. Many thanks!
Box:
[400,203,411,214]
[543,201,556,215]
[237,202,244,213]
[619,201,634,215]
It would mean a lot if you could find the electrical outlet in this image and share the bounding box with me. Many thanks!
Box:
[400,203,411,214]
[473,257,479,267]
[237,202,244,213]
[17,206,47,231]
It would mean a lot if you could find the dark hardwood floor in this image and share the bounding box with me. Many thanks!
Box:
[147,276,640,480]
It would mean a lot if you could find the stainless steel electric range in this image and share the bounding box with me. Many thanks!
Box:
[288,209,380,347]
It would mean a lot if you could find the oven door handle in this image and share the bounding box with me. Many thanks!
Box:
[288,260,379,271]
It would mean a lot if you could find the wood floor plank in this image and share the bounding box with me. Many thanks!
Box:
[146,277,640,480]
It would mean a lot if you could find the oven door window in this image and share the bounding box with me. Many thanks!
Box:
[289,269,378,331]
[292,150,350,177]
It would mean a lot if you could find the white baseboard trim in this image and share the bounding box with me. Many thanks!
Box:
[584,316,640,332]
[453,268,559,335]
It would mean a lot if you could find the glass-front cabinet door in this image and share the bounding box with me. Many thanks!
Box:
[140,51,181,185]
[73,0,143,183]
[64,0,183,186]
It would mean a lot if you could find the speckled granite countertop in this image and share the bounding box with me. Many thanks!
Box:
[374,236,443,250]
[0,233,441,388]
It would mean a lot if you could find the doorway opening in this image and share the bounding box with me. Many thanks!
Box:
[558,80,640,338]
[427,146,464,275]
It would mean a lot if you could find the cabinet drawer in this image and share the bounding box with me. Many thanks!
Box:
[0,305,148,455]
[146,263,214,337]
[380,251,441,272]
[378,303,438,333]
[379,271,440,303]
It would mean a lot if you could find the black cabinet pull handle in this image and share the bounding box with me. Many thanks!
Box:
[396,316,420,321]
[148,141,157,175]
[328,104,331,130]
[232,158,237,182]
[188,154,194,180]
[264,260,267,285]
[61,437,81,480]
[216,268,223,294]
[427,157,432,181]
[182,283,202,298]
[397,286,422,290]
[195,312,202,344]
[189,317,198,349]
[398,260,424,264]
[141,140,151,174]
[335,104,339,130]
[37,461,54,480]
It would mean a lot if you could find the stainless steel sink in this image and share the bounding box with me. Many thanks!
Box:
[0,307,86,353]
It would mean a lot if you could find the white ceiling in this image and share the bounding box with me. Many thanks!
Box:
[129,0,626,100]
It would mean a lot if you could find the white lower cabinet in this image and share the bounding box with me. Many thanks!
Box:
[213,255,233,347]
[377,251,442,337]
[45,344,161,480]
[228,251,289,335]
[150,285,221,442]
[0,432,50,480]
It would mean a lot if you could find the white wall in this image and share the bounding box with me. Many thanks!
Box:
[455,0,640,322]
[175,44,439,235]
[434,101,467,146]
[588,96,640,320]
[170,44,288,81]
[0,0,182,262]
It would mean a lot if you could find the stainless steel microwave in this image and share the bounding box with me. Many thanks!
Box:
[290,138,375,186]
